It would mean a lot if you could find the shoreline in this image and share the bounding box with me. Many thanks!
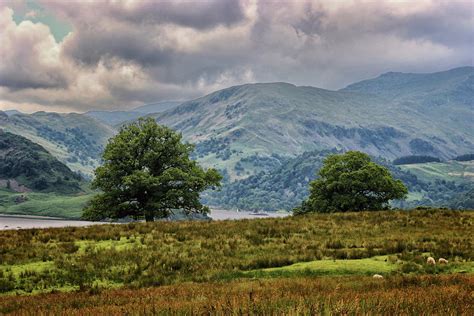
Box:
[0,210,290,230]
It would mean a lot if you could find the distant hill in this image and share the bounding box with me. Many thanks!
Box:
[133,101,182,114]
[83,101,182,126]
[398,160,474,184]
[341,66,473,104]
[153,67,473,177]
[4,110,21,116]
[0,130,83,193]
[0,111,115,176]
[85,110,145,126]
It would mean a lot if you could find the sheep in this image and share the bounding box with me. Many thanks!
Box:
[372,274,384,279]
[438,258,448,264]
[426,257,436,265]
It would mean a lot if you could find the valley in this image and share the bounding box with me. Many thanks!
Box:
[1,67,473,217]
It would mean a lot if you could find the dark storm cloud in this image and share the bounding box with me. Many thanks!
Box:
[0,73,67,90]
[62,26,173,66]
[110,0,245,30]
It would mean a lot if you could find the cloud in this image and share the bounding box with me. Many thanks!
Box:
[0,8,67,90]
[0,0,472,113]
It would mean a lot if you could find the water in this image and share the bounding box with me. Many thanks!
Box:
[0,210,289,230]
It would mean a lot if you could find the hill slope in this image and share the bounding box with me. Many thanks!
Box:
[133,101,182,114]
[83,101,182,127]
[0,111,115,176]
[153,68,473,176]
[0,130,83,193]
[204,150,473,211]
[84,110,144,126]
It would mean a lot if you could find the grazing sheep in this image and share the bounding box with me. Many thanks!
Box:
[438,258,448,264]
[426,257,436,265]
[373,274,384,279]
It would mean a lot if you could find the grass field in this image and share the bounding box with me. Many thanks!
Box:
[399,160,474,183]
[0,209,473,313]
[0,189,93,218]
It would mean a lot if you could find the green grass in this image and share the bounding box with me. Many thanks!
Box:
[0,189,93,218]
[253,255,396,276]
[399,161,474,184]
[75,236,140,253]
[247,256,474,279]
[1,261,55,277]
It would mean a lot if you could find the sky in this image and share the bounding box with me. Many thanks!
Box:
[0,0,473,113]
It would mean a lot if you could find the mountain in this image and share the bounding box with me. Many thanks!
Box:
[85,110,145,125]
[342,66,473,140]
[83,101,182,126]
[153,67,473,177]
[341,66,473,104]
[4,110,21,116]
[0,130,83,193]
[133,101,182,114]
[0,111,115,176]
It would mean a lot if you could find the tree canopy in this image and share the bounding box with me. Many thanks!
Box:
[296,151,407,214]
[82,118,221,221]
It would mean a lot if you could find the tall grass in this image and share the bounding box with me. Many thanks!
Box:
[0,209,472,294]
[1,275,472,315]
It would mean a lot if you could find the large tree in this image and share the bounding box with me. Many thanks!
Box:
[83,118,221,221]
[296,151,407,213]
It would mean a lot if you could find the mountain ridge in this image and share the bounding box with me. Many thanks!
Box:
[152,67,473,177]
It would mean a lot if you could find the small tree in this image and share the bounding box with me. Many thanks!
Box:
[82,118,221,221]
[296,151,407,213]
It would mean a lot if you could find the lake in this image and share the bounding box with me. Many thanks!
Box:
[0,210,289,230]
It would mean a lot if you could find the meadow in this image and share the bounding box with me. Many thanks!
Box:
[0,189,92,219]
[399,160,474,184]
[0,209,473,313]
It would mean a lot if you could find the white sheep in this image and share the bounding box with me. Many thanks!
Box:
[426,257,436,265]
[438,258,448,264]
[373,274,384,279]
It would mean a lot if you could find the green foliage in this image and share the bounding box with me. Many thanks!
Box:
[205,150,332,211]
[301,151,408,213]
[446,189,474,209]
[0,130,83,193]
[393,155,441,165]
[83,118,221,221]
[453,154,474,162]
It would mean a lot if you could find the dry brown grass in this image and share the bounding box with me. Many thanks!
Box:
[1,274,473,315]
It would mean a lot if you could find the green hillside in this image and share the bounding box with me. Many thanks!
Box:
[0,189,92,218]
[84,110,144,126]
[0,130,83,193]
[133,100,182,114]
[153,67,473,178]
[0,111,115,176]
[204,150,473,211]
[342,66,473,105]
[399,160,474,184]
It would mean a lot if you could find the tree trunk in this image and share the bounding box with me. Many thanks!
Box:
[144,210,154,222]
